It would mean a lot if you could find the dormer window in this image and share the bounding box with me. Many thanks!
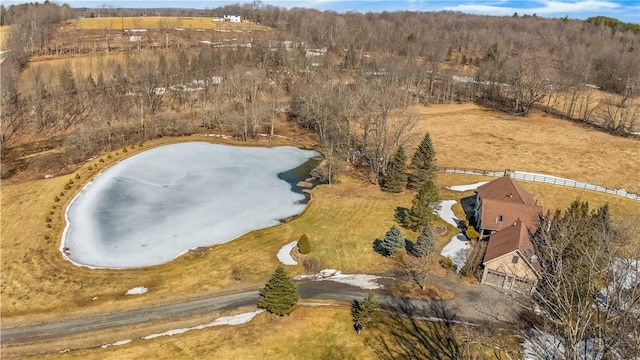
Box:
[498,215,503,223]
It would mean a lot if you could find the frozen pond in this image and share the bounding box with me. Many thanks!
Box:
[62,142,318,268]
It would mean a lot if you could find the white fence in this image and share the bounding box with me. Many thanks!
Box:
[439,168,639,202]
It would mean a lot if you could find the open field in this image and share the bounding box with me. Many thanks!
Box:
[408,103,640,195]
[0,25,9,49]
[70,17,267,31]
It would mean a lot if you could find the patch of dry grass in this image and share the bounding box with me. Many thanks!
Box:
[408,103,640,194]
[70,17,267,31]
[0,25,9,50]
[3,306,375,360]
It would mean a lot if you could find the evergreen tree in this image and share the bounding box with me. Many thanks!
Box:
[382,146,407,193]
[258,266,299,316]
[407,133,437,190]
[352,293,379,330]
[298,234,311,254]
[410,225,436,257]
[379,226,405,256]
[403,180,440,230]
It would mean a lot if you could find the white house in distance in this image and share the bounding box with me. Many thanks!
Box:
[222,11,241,23]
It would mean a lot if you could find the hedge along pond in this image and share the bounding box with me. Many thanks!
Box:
[61,142,319,268]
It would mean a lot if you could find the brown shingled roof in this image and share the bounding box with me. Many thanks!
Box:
[477,176,537,206]
[477,176,542,231]
[483,219,536,264]
[480,198,542,231]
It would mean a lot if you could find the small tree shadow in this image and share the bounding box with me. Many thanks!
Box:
[395,207,408,225]
[373,239,386,256]
[405,239,417,257]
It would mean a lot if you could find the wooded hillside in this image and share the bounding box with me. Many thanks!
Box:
[1,2,638,181]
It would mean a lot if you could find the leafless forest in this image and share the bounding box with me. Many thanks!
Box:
[1,2,639,180]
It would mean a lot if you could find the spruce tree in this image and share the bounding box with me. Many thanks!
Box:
[379,226,405,256]
[411,225,436,257]
[407,133,437,190]
[382,146,407,193]
[352,293,378,330]
[404,180,440,230]
[258,266,299,316]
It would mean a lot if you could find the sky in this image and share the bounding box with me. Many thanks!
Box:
[2,0,639,23]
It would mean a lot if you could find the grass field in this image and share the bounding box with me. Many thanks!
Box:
[2,104,638,358]
[0,25,9,50]
[69,16,267,31]
[407,103,640,195]
[1,304,519,360]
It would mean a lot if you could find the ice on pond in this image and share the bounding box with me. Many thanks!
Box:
[62,142,318,268]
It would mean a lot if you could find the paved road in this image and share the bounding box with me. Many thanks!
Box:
[1,280,485,345]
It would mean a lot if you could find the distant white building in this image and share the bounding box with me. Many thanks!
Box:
[222,11,241,23]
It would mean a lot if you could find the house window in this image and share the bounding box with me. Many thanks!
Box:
[498,215,503,223]
[512,255,519,264]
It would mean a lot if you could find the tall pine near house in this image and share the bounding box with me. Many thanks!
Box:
[382,147,407,193]
[407,132,437,190]
[403,180,440,231]
[258,266,299,316]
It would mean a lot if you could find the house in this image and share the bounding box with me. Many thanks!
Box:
[222,11,241,23]
[473,175,541,236]
[481,219,539,293]
[473,176,543,293]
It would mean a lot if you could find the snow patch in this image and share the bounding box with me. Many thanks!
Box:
[277,241,298,265]
[125,287,148,295]
[440,234,471,272]
[142,310,264,339]
[101,339,132,348]
[447,181,489,192]
[299,302,333,307]
[294,269,382,290]
[522,329,610,360]
[436,200,460,228]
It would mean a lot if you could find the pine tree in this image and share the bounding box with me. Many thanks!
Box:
[382,146,407,193]
[258,266,299,316]
[411,225,436,257]
[407,133,437,190]
[379,226,405,256]
[403,180,440,231]
[352,293,378,330]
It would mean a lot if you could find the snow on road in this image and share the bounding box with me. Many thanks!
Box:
[277,241,298,265]
[447,181,488,192]
[294,269,383,290]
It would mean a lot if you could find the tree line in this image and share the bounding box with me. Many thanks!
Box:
[2,2,639,179]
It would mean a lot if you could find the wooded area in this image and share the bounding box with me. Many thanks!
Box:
[1,2,639,181]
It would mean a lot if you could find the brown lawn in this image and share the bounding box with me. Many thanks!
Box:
[407,103,640,195]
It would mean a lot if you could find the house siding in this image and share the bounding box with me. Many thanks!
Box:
[482,251,537,293]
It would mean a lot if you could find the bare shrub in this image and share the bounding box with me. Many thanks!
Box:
[302,257,323,273]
